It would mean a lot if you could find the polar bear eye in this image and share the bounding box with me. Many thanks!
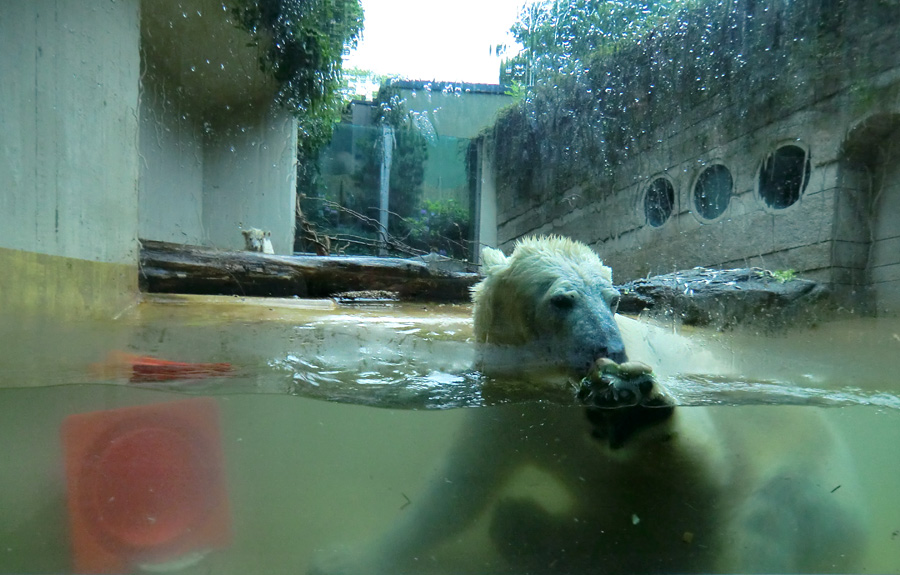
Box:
[601,288,621,313]
[549,291,577,310]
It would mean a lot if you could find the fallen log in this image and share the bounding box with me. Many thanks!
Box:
[139,240,480,302]
[140,241,832,325]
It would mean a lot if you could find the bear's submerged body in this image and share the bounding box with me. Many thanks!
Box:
[311,237,865,574]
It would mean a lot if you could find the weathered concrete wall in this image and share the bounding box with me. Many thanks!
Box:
[202,107,299,253]
[138,70,298,254]
[0,0,302,320]
[842,113,900,313]
[872,160,900,312]
[395,82,513,140]
[0,0,141,317]
[475,138,498,253]
[486,0,900,313]
[138,69,206,246]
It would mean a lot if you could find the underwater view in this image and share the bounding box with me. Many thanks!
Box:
[1,297,899,573]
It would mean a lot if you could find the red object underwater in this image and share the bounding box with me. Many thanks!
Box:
[61,398,231,573]
[91,351,234,383]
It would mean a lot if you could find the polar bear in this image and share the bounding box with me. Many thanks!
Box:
[311,236,865,574]
[241,227,275,254]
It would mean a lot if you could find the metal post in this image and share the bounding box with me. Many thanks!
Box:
[378,124,394,255]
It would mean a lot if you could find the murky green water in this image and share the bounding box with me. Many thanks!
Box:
[1,297,899,573]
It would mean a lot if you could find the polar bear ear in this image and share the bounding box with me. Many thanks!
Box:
[480,246,509,276]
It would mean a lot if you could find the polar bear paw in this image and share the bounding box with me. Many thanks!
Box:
[576,359,676,448]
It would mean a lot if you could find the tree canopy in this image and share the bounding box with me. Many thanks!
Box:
[502,0,698,85]
[232,0,364,169]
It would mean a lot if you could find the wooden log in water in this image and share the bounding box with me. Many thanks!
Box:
[139,239,481,302]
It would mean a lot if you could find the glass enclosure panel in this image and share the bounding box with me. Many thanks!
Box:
[299,122,473,260]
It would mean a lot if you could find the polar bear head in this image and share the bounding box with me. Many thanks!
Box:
[471,236,626,379]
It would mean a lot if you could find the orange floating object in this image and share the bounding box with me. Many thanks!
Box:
[90,351,234,383]
[128,356,234,383]
[62,398,231,573]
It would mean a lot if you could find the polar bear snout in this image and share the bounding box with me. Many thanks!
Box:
[569,318,628,372]
[591,343,628,367]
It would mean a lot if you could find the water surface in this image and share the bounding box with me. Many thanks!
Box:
[1,296,898,573]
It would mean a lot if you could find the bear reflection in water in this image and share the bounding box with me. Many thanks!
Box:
[311,236,865,575]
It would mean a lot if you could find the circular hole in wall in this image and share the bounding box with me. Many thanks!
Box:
[693,164,733,221]
[644,177,675,227]
[758,144,810,209]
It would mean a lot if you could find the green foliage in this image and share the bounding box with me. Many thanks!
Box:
[505,0,697,84]
[232,0,363,113]
[232,0,364,193]
[771,269,797,283]
[503,80,528,102]
[387,124,429,222]
[294,92,346,200]
[298,85,432,255]
[405,200,471,260]
[299,84,472,260]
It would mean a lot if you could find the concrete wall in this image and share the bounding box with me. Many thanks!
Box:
[473,138,498,257]
[420,137,469,204]
[0,0,302,319]
[841,113,900,313]
[202,107,298,253]
[395,82,513,140]
[138,69,206,246]
[138,0,299,254]
[397,82,511,206]
[872,159,900,312]
[0,0,141,318]
[138,69,298,254]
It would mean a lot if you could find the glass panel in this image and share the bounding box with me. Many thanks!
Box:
[2,1,899,574]
[693,164,733,221]
[645,177,676,227]
[759,144,811,209]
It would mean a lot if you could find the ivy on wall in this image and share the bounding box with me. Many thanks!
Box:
[490,0,893,205]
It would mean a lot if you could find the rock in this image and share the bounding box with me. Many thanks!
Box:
[616,267,831,329]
